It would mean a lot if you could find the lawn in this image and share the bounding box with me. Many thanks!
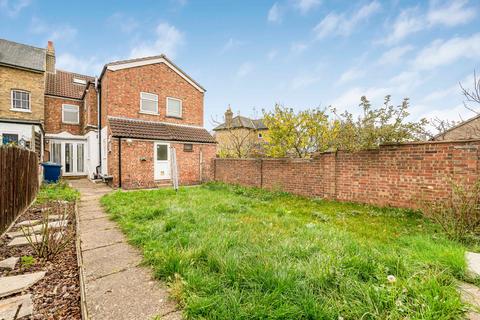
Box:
[36,180,80,204]
[101,183,468,319]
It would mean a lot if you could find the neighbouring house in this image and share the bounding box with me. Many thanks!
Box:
[0,38,216,189]
[432,114,480,141]
[213,107,268,157]
[0,39,45,159]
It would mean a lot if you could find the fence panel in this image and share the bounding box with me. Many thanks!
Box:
[0,146,39,233]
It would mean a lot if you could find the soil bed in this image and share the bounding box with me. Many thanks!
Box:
[0,200,80,319]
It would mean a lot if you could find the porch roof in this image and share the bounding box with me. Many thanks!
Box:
[108,117,216,144]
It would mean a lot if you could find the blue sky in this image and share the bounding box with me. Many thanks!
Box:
[1,0,479,129]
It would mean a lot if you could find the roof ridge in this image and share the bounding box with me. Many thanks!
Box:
[105,54,166,66]
[55,69,95,79]
[0,38,45,52]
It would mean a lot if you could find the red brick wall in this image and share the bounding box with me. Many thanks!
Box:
[214,140,480,209]
[83,83,97,129]
[108,139,216,189]
[102,63,204,126]
[44,96,83,135]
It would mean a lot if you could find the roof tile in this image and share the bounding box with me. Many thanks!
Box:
[45,70,94,99]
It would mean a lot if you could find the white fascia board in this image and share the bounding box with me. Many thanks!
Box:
[106,58,205,93]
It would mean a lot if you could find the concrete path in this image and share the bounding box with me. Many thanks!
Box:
[70,179,181,320]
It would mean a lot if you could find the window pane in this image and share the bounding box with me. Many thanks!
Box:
[12,91,30,110]
[63,105,79,123]
[167,98,181,117]
[141,99,158,113]
[77,144,84,172]
[156,145,168,160]
[65,143,73,172]
[2,134,18,145]
[141,92,158,101]
[52,143,61,164]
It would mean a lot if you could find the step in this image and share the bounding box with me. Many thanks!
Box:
[0,272,45,298]
[7,233,61,247]
[466,252,480,277]
[459,282,480,319]
[15,215,66,228]
[7,220,68,238]
[0,257,19,271]
[0,294,33,320]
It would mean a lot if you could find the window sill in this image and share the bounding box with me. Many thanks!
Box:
[166,115,183,119]
[139,111,159,115]
[62,122,80,125]
[10,108,31,113]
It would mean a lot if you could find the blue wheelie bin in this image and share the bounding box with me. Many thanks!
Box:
[41,162,62,183]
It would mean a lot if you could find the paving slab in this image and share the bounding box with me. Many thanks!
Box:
[82,242,141,280]
[0,272,45,298]
[85,267,177,320]
[7,233,61,247]
[15,219,41,227]
[0,294,33,319]
[81,228,125,251]
[0,257,19,270]
[467,252,480,277]
[7,220,68,238]
[69,179,181,320]
[459,282,480,319]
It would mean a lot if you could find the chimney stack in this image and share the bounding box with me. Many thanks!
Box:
[225,106,233,128]
[46,41,55,73]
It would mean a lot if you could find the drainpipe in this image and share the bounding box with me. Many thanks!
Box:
[95,77,102,177]
[118,137,122,188]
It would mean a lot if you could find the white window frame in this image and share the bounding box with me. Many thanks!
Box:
[166,97,182,118]
[140,92,159,115]
[62,104,80,124]
[10,90,31,112]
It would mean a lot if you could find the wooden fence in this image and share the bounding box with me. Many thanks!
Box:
[0,146,39,233]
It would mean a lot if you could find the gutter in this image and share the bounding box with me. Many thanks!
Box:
[95,77,102,178]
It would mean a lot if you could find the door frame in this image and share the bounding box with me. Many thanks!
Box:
[154,142,171,180]
[49,139,87,176]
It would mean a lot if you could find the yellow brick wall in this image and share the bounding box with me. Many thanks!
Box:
[0,66,45,122]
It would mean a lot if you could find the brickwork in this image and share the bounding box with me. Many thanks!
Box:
[44,96,83,135]
[102,63,204,126]
[83,83,98,130]
[108,138,216,189]
[0,66,44,122]
[214,140,480,209]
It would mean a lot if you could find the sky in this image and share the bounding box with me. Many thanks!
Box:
[1,0,479,130]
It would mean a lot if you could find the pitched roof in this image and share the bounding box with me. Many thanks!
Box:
[213,115,267,131]
[432,113,480,140]
[100,54,206,93]
[108,117,216,144]
[0,38,45,72]
[45,70,95,99]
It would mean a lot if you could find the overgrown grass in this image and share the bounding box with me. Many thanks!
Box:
[101,183,468,319]
[35,180,79,204]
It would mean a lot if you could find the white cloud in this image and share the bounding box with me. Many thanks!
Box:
[313,1,381,39]
[383,7,423,44]
[383,0,477,45]
[56,53,103,76]
[268,3,283,23]
[220,38,244,54]
[336,67,364,85]
[0,0,30,17]
[413,33,480,70]
[130,22,185,59]
[427,0,476,27]
[291,74,321,90]
[237,62,254,78]
[267,49,278,61]
[107,13,138,33]
[330,86,390,109]
[294,0,321,14]
[378,45,414,65]
[290,41,308,54]
[29,17,78,43]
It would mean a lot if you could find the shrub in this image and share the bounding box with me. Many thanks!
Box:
[22,207,74,260]
[421,179,480,243]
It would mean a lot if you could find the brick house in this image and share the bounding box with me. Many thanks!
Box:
[432,114,480,141]
[213,106,268,157]
[0,38,216,188]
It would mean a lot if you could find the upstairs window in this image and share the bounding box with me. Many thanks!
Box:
[11,90,30,111]
[62,104,80,124]
[167,97,182,118]
[140,92,158,114]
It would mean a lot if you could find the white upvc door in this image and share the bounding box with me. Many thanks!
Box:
[154,142,170,180]
[50,140,86,176]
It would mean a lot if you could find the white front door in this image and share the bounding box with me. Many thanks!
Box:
[154,142,170,180]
